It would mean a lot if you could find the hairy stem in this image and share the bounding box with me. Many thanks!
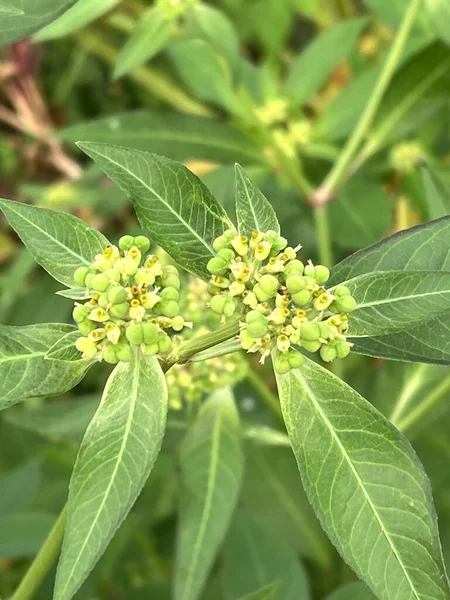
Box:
[10,505,68,600]
[312,0,422,204]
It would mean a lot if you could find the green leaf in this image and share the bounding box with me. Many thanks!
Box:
[56,288,92,300]
[189,4,240,68]
[343,271,450,337]
[0,2,24,15]
[424,0,450,45]
[58,111,262,165]
[330,216,450,285]
[325,582,376,600]
[77,143,233,280]
[34,0,120,41]
[46,330,82,361]
[222,510,309,600]
[0,512,55,558]
[276,357,450,599]
[235,164,280,235]
[237,583,280,600]
[285,17,369,103]
[114,6,174,78]
[0,459,41,515]
[0,0,76,48]
[250,0,291,56]
[54,353,167,600]
[175,388,244,600]
[420,163,450,220]
[0,324,91,410]
[329,174,392,249]
[0,199,108,287]
[362,0,431,31]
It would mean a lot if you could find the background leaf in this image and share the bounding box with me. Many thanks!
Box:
[420,163,450,220]
[78,143,233,279]
[58,111,261,165]
[0,323,91,410]
[189,4,240,68]
[221,510,309,600]
[424,0,450,45]
[235,164,280,235]
[0,513,55,558]
[276,357,450,599]
[0,459,41,515]
[325,582,376,599]
[237,583,280,600]
[55,354,167,600]
[0,199,108,287]
[175,387,244,600]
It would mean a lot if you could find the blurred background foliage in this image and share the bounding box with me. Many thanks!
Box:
[0,0,449,598]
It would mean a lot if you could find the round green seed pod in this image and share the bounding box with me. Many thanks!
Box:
[207,256,228,275]
[97,294,109,310]
[253,283,271,302]
[247,320,268,339]
[126,323,144,345]
[103,345,119,364]
[336,341,351,359]
[288,351,304,368]
[160,287,180,301]
[217,248,235,261]
[284,260,304,276]
[300,321,321,341]
[273,354,290,374]
[246,310,264,324]
[286,275,306,294]
[110,302,129,319]
[292,289,312,307]
[84,273,96,289]
[207,282,221,295]
[240,330,255,350]
[116,343,133,362]
[171,316,185,332]
[108,286,128,305]
[213,234,230,251]
[304,264,316,278]
[119,235,135,251]
[161,273,180,290]
[134,235,150,253]
[318,322,332,339]
[301,339,321,352]
[78,320,96,336]
[90,274,110,292]
[210,295,227,314]
[143,343,159,356]
[160,299,179,318]
[314,265,330,284]
[103,268,121,283]
[336,296,357,313]
[320,345,337,363]
[335,285,351,297]
[74,267,90,287]
[259,274,280,297]
[223,297,237,317]
[142,322,159,345]
[73,304,91,323]
[157,332,172,355]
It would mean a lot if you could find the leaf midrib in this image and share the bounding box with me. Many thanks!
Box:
[356,286,450,309]
[60,356,140,597]
[182,409,222,600]
[237,168,261,232]
[293,370,421,600]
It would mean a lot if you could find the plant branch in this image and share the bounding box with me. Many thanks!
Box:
[396,374,450,435]
[246,366,283,423]
[311,0,422,206]
[10,505,68,600]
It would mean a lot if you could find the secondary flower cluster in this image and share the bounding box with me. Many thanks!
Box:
[167,279,248,409]
[72,236,189,364]
[206,229,357,373]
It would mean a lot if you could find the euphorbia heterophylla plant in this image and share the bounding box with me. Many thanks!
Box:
[1,148,450,600]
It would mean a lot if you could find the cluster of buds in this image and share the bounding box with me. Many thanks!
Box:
[390,141,424,174]
[72,235,190,364]
[206,229,357,373]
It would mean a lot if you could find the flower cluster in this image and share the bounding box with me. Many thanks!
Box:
[206,229,357,373]
[72,236,190,364]
[166,279,247,409]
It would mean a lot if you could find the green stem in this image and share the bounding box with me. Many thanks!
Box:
[245,366,283,423]
[390,364,427,426]
[10,505,68,600]
[312,0,422,204]
[74,31,214,117]
[313,205,333,267]
[190,338,242,362]
[396,374,450,435]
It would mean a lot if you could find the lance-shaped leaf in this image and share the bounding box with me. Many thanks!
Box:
[235,165,280,235]
[77,143,233,280]
[46,330,82,361]
[0,0,76,48]
[0,199,108,287]
[0,323,91,410]
[330,215,450,285]
[54,353,167,600]
[275,357,450,600]
[420,164,450,220]
[56,288,92,300]
[343,270,450,337]
[238,583,280,600]
[325,582,375,600]
[175,387,244,600]
[222,510,309,600]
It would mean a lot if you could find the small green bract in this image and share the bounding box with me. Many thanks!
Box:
[72,235,190,364]
[206,229,357,373]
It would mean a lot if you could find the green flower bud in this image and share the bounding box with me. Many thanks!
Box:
[287,351,304,369]
[119,235,135,251]
[157,332,172,355]
[273,235,288,253]
[273,353,290,374]
[207,256,228,275]
[284,260,304,276]
[116,342,133,362]
[336,340,351,359]
[74,267,90,287]
[292,290,312,307]
[110,302,129,319]
[160,299,179,318]
[258,274,280,297]
[335,286,351,297]
[171,315,185,332]
[254,283,271,302]
[103,344,119,364]
[142,322,159,345]
[314,292,334,312]
[334,296,357,313]
[301,339,321,352]
[78,320,96,336]
[90,274,110,292]
[143,343,159,356]
[213,234,230,251]
[134,235,150,253]
[300,321,321,341]
[160,287,180,301]
[75,337,98,359]
[126,323,145,345]
[314,265,330,284]
[286,275,306,294]
[217,248,235,261]
[107,286,128,305]
[73,304,91,323]
[160,273,180,290]
[320,344,337,363]
[247,319,268,339]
